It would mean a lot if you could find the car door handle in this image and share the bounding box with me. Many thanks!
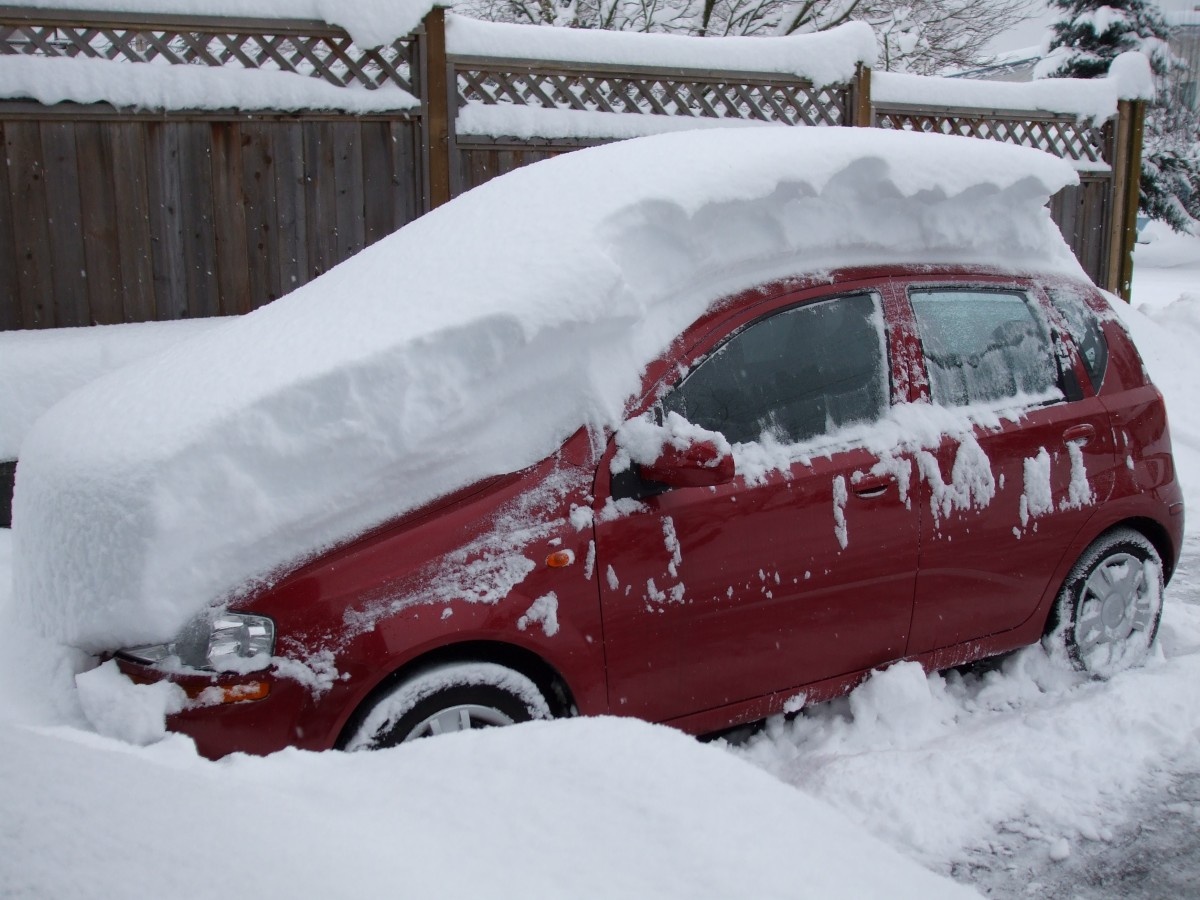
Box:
[851,473,894,498]
[1063,424,1096,445]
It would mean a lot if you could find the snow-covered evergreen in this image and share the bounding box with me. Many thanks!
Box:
[1041,0,1200,232]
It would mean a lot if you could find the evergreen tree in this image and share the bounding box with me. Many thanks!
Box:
[1042,0,1200,232]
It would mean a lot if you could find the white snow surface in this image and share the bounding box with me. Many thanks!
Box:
[445,14,877,85]
[12,126,1084,652]
[0,56,419,112]
[457,102,773,140]
[874,51,1154,133]
[2,172,1200,900]
[0,0,439,48]
[0,318,228,459]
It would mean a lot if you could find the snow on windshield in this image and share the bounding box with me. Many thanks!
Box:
[12,126,1083,651]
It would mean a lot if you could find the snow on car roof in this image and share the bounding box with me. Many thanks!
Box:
[13,126,1084,650]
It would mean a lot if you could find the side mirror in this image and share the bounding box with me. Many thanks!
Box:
[617,412,735,490]
[641,437,735,488]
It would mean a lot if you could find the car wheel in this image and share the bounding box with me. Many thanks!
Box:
[1044,527,1164,679]
[343,661,552,750]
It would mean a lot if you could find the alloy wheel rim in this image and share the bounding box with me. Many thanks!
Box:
[403,703,515,742]
[1075,551,1155,656]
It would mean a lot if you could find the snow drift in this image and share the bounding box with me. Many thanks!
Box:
[12,127,1084,651]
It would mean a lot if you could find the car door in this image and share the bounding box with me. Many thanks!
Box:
[896,280,1119,653]
[592,284,921,723]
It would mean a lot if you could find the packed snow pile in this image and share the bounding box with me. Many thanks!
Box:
[12,127,1084,651]
[0,710,979,899]
[0,318,229,460]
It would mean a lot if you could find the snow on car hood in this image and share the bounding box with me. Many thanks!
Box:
[13,126,1083,650]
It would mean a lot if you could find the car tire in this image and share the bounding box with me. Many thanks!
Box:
[1044,527,1164,679]
[343,661,552,750]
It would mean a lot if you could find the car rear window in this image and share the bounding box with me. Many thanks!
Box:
[1048,288,1109,392]
[909,289,1058,407]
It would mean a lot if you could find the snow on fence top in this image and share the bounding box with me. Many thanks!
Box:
[0,0,440,47]
[444,15,877,86]
[874,51,1154,122]
[0,57,418,112]
[13,127,1083,651]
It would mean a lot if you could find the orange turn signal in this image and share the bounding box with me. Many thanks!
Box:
[213,681,270,704]
[546,550,573,568]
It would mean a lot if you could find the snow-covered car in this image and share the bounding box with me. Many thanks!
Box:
[12,127,1183,758]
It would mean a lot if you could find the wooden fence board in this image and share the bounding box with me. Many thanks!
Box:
[180,123,221,319]
[74,121,124,325]
[363,120,395,246]
[239,120,281,307]
[146,121,187,319]
[332,120,365,262]
[393,120,419,228]
[0,123,19,331]
[303,120,338,282]
[107,121,155,322]
[5,120,54,328]
[40,121,91,327]
[209,122,251,316]
[273,121,309,297]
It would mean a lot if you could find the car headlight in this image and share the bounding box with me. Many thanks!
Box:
[121,612,275,672]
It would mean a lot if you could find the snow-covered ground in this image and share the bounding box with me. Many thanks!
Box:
[2,228,1199,899]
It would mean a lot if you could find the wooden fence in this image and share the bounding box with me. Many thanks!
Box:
[0,5,1145,334]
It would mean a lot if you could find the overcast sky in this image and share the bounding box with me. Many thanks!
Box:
[989,0,1200,55]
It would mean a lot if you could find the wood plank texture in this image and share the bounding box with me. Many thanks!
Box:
[146,121,187,319]
[273,121,309,298]
[240,120,281,309]
[332,120,365,263]
[209,122,251,315]
[178,123,220,318]
[74,121,124,324]
[5,120,54,328]
[304,120,337,282]
[107,121,156,322]
[0,122,19,330]
[40,121,90,326]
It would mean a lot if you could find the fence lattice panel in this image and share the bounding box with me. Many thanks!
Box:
[0,14,417,92]
[454,63,850,125]
[874,108,1110,166]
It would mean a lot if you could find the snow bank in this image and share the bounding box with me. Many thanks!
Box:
[0,715,978,899]
[12,126,1083,651]
[737,639,1200,872]
[0,56,418,113]
[0,0,439,48]
[446,15,877,86]
[0,319,229,460]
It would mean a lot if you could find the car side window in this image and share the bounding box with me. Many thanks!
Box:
[662,293,888,445]
[1048,288,1109,392]
[909,289,1058,407]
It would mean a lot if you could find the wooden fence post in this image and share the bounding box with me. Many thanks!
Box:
[420,6,451,210]
[1105,98,1145,301]
[852,65,873,127]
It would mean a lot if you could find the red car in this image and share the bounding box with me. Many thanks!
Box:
[118,265,1184,758]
